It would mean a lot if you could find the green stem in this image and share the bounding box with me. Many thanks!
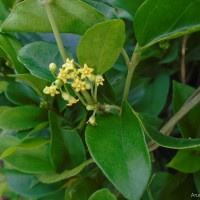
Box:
[148,89,200,151]
[122,44,141,102]
[94,83,98,103]
[81,90,95,105]
[75,92,88,107]
[122,48,131,68]
[43,2,67,62]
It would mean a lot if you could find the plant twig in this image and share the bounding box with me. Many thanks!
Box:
[181,35,187,83]
[122,44,141,102]
[43,2,67,62]
[148,88,200,151]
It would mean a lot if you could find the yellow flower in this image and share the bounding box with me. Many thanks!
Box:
[87,115,96,126]
[62,58,74,70]
[70,69,79,80]
[62,92,79,106]
[67,96,79,106]
[71,78,86,92]
[57,68,70,83]
[78,64,94,79]
[95,75,104,86]
[43,85,60,96]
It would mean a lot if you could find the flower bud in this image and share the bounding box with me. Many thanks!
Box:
[55,79,63,89]
[86,105,95,111]
[89,74,96,82]
[85,82,92,90]
[87,115,96,126]
[62,92,71,101]
[49,63,57,73]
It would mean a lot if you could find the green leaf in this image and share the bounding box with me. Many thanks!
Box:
[107,0,145,17]
[5,82,40,105]
[0,33,26,73]
[134,0,200,49]
[98,76,116,104]
[5,170,62,198]
[2,0,106,34]
[49,112,86,172]
[83,0,118,19]
[159,173,196,200]
[77,20,125,74]
[36,159,93,184]
[65,178,99,200]
[0,105,47,130]
[0,81,9,93]
[194,171,200,193]
[0,135,19,155]
[0,138,49,159]
[86,101,151,200]
[89,189,116,200]
[173,81,200,138]
[167,148,200,173]
[129,74,170,115]
[49,112,72,173]
[140,116,200,149]
[147,173,171,200]
[18,41,63,82]
[4,145,54,173]
[0,106,11,117]
[10,73,48,97]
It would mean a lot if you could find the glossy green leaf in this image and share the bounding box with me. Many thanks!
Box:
[0,135,19,154]
[5,82,40,105]
[18,42,63,82]
[5,170,62,198]
[65,178,99,200]
[107,0,145,17]
[159,173,196,200]
[98,76,116,104]
[4,145,54,173]
[10,73,48,97]
[0,106,47,130]
[2,0,106,34]
[0,81,9,93]
[0,138,49,159]
[194,171,200,193]
[0,33,26,73]
[129,74,170,115]
[0,106,11,116]
[86,101,151,200]
[147,173,171,200]
[89,189,116,200]
[1,0,16,9]
[77,20,125,74]
[134,0,200,49]
[167,148,200,173]
[140,116,200,149]
[49,112,72,173]
[49,112,86,172]
[83,0,118,19]
[173,81,200,138]
[37,159,93,184]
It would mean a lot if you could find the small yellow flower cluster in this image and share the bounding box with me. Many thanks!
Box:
[43,58,105,113]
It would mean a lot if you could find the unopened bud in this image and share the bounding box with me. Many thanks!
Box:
[49,63,57,73]
[89,74,96,82]
[87,115,96,126]
[55,79,63,88]
[62,92,71,101]
[85,82,92,90]
[86,105,95,111]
